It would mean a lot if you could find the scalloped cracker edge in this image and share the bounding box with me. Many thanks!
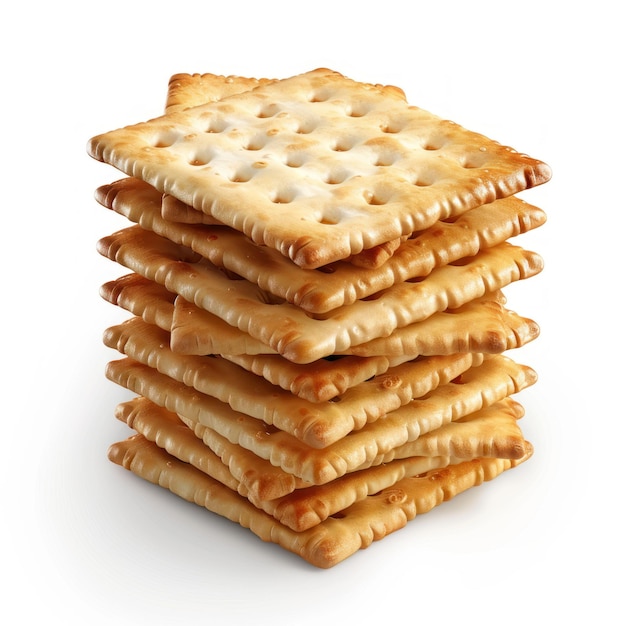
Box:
[88,68,550,268]
[108,433,530,568]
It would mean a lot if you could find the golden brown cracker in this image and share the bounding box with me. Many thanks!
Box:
[116,395,530,530]
[105,354,536,484]
[100,273,175,332]
[108,432,529,568]
[88,68,551,268]
[165,73,275,114]
[96,176,546,313]
[100,272,538,402]
[103,315,482,447]
[97,225,543,363]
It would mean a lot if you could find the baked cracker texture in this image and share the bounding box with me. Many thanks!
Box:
[88,68,550,269]
[89,68,550,568]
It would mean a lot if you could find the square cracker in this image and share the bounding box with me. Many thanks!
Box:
[100,273,539,402]
[103,315,483,448]
[163,72,411,269]
[97,225,543,363]
[170,292,539,360]
[105,353,536,484]
[88,68,551,268]
[162,73,274,225]
[115,395,531,528]
[108,432,529,568]
[160,191,409,270]
[96,176,546,313]
[98,274,420,399]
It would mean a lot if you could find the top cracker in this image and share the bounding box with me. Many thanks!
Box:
[88,68,551,268]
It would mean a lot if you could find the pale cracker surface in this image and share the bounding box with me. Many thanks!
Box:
[88,68,551,268]
[162,72,412,269]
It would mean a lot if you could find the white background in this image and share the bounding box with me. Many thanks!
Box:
[3,1,623,624]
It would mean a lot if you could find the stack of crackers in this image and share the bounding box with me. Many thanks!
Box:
[87,68,551,568]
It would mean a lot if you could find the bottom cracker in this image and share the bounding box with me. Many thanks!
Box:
[108,434,530,568]
[115,395,530,530]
